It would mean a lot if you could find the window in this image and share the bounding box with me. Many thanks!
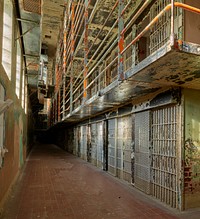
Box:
[2,0,13,80]
[24,77,28,114]
[16,41,21,99]
[0,84,5,149]
[21,68,25,108]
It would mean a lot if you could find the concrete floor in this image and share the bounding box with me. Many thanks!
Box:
[1,143,200,219]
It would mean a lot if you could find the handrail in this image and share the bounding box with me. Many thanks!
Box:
[121,2,200,55]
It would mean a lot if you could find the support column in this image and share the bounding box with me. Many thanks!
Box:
[63,6,67,117]
[70,1,75,113]
[118,0,124,81]
[170,0,175,46]
[83,0,88,100]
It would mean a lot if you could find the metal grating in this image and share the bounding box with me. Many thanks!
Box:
[23,0,41,14]
[149,0,183,54]
[134,111,151,194]
[151,105,179,208]
[97,122,103,168]
[91,123,97,165]
[122,116,132,183]
[108,119,116,175]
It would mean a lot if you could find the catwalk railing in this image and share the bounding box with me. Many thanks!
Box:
[49,0,200,125]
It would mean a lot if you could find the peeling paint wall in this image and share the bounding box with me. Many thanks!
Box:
[184,89,200,209]
[0,0,32,210]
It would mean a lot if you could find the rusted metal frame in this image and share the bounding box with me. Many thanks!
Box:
[70,1,75,114]
[63,3,85,82]
[85,0,131,72]
[63,6,68,117]
[87,0,119,57]
[72,56,118,104]
[83,0,89,100]
[121,2,200,55]
[71,0,129,103]
[72,36,118,99]
[85,0,130,70]
[74,0,85,33]
[58,90,61,122]
[69,0,102,89]
[65,0,91,79]
[118,0,124,81]
[121,0,154,36]
[71,0,119,94]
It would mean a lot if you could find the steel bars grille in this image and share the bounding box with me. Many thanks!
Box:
[108,119,116,175]
[151,105,178,208]
[134,111,151,194]
[149,0,183,54]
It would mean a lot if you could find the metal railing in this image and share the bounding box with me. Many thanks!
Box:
[49,0,200,126]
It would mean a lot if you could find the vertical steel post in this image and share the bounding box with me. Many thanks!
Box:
[70,1,75,113]
[58,90,61,122]
[170,0,175,46]
[118,0,124,81]
[83,0,88,100]
[63,6,67,117]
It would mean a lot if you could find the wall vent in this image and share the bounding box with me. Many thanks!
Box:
[23,0,41,14]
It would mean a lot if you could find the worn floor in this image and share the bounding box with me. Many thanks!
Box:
[1,143,200,219]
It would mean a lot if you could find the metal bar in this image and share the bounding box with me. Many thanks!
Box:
[122,2,200,55]
[15,25,37,41]
[170,0,175,46]
[118,0,124,81]
[70,1,75,113]
[83,0,89,100]
[63,6,68,115]
[16,18,40,25]
[121,0,153,36]
[87,0,119,57]
[72,0,127,90]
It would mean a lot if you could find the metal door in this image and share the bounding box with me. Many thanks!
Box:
[108,119,116,175]
[96,122,103,168]
[122,115,132,183]
[91,123,97,165]
[151,105,179,208]
[134,111,151,194]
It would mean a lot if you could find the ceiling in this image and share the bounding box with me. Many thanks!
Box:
[18,0,64,113]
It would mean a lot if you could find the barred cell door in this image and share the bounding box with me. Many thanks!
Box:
[151,105,180,208]
[134,111,151,194]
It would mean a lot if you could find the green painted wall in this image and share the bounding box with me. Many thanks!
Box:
[184,89,200,209]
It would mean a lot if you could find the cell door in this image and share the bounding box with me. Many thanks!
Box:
[151,105,180,208]
[91,123,97,166]
[134,111,151,194]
